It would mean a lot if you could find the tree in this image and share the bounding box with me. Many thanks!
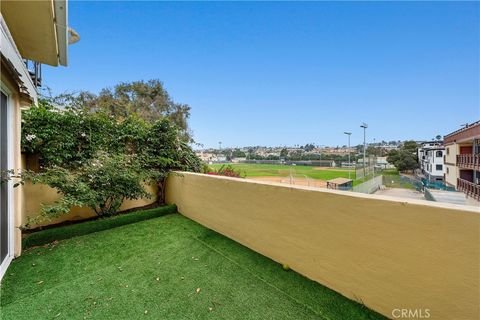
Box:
[366,145,382,157]
[304,143,315,152]
[44,79,192,141]
[232,149,246,158]
[280,148,288,157]
[140,118,201,205]
[387,140,419,173]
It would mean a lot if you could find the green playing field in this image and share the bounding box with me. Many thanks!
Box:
[209,163,357,181]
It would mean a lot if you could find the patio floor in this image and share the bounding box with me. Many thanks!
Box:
[0,213,385,320]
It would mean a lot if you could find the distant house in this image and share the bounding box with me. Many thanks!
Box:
[375,156,395,170]
[215,155,228,163]
[444,121,480,203]
[417,142,445,183]
[196,152,215,162]
[196,152,228,164]
[1,0,75,280]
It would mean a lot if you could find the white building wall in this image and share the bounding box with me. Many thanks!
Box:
[418,143,445,182]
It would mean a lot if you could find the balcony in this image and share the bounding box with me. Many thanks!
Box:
[6,172,480,319]
[24,60,42,87]
[457,154,480,170]
[457,178,480,200]
[2,208,385,320]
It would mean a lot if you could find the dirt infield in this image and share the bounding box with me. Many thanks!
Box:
[248,176,327,188]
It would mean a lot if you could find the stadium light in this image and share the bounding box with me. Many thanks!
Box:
[344,132,352,179]
[360,123,368,180]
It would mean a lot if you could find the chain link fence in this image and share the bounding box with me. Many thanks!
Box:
[355,156,376,180]
[352,175,383,194]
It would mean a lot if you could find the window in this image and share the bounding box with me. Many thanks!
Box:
[436,151,442,157]
[446,148,449,155]
[436,164,443,171]
[446,167,449,174]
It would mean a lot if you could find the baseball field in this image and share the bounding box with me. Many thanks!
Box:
[209,163,361,187]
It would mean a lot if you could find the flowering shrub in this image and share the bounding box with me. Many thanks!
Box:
[207,165,244,178]
[19,100,201,221]
[21,102,114,169]
[23,154,150,223]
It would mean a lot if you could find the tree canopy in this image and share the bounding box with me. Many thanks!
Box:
[387,141,419,172]
[46,79,192,141]
[20,100,201,223]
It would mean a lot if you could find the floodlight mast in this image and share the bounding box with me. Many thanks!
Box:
[344,132,352,179]
[360,123,368,179]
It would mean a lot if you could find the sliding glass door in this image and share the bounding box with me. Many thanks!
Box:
[0,91,9,268]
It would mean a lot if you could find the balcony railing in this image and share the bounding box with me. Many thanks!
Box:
[24,60,42,87]
[456,154,480,170]
[457,178,480,201]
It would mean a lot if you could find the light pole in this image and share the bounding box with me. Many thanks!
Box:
[360,123,368,179]
[218,141,222,162]
[344,132,352,179]
[373,138,376,177]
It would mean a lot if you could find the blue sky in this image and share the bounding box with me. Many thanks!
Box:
[43,1,479,148]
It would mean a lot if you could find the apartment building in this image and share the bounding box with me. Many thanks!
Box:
[1,0,74,279]
[444,121,480,203]
[418,142,445,182]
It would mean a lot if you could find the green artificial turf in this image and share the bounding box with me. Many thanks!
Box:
[1,214,386,320]
[22,205,177,249]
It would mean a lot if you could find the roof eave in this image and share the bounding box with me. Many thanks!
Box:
[54,0,68,66]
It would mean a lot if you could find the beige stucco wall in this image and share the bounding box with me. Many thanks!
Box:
[1,67,30,257]
[23,182,157,229]
[445,163,459,188]
[444,144,459,187]
[166,172,480,320]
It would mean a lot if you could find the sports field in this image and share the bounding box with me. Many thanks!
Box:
[210,163,360,186]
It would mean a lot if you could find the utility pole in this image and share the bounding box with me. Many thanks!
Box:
[360,123,368,179]
[344,132,352,179]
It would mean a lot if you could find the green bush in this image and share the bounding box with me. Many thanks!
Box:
[24,154,151,225]
[21,103,117,169]
[22,205,177,249]
[17,102,201,221]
